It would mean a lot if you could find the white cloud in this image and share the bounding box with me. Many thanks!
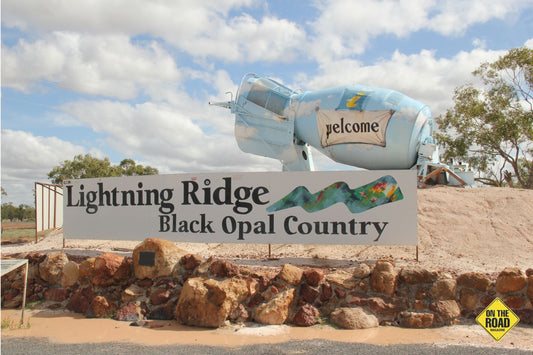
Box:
[2,0,304,63]
[296,48,506,116]
[2,32,182,98]
[57,99,279,174]
[308,0,533,62]
[0,129,102,204]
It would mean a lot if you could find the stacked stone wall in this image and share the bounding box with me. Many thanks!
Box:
[2,239,532,329]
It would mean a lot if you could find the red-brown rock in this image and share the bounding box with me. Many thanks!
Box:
[86,296,117,318]
[92,253,131,286]
[300,283,320,304]
[496,267,527,294]
[115,302,142,322]
[399,266,438,284]
[320,282,332,302]
[430,300,461,325]
[303,269,324,287]
[180,254,203,271]
[209,259,239,278]
[44,288,69,302]
[151,287,171,306]
[67,287,94,313]
[398,311,434,328]
[367,296,409,317]
[457,272,492,292]
[293,304,320,327]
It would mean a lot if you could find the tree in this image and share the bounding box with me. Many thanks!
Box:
[436,47,533,188]
[48,154,159,184]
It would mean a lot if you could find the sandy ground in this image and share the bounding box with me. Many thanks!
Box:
[1,186,532,349]
[1,309,532,350]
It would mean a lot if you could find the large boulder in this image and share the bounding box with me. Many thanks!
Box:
[39,251,69,285]
[330,307,379,329]
[133,238,187,279]
[175,277,253,328]
[457,272,492,292]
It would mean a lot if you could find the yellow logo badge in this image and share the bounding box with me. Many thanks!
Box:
[476,297,520,341]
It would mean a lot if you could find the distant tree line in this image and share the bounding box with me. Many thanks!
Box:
[48,154,159,184]
[1,203,35,222]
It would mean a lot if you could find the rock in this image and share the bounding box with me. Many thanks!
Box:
[326,270,357,290]
[502,295,524,309]
[353,264,372,279]
[278,264,303,286]
[367,296,409,317]
[293,304,320,327]
[495,267,527,294]
[39,251,69,285]
[303,269,324,287]
[180,254,203,271]
[92,253,131,286]
[61,261,80,288]
[398,312,434,328]
[86,296,117,318]
[44,288,69,301]
[515,309,533,325]
[122,284,145,303]
[78,258,96,279]
[228,304,249,323]
[456,272,492,291]
[370,260,397,296]
[149,298,177,320]
[254,288,295,325]
[208,259,239,278]
[399,266,438,284]
[67,287,94,313]
[3,295,22,309]
[151,287,171,306]
[527,275,533,302]
[459,288,478,310]
[300,283,320,304]
[133,238,187,279]
[320,282,333,302]
[115,302,142,322]
[175,277,252,328]
[429,279,457,300]
[330,307,379,329]
[430,300,461,325]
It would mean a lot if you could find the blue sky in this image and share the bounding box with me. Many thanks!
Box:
[2,0,533,205]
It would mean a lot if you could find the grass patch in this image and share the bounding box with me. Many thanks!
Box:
[1,225,51,244]
[1,317,31,330]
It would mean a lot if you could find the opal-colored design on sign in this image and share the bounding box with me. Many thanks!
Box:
[267,175,403,214]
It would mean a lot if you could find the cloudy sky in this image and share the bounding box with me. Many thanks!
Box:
[2,0,533,205]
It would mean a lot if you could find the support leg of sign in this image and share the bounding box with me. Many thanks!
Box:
[63,237,66,249]
[268,244,272,259]
[416,245,419,262]
[21,261,28,325]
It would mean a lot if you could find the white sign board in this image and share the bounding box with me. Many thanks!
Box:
[63,170,417,245]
